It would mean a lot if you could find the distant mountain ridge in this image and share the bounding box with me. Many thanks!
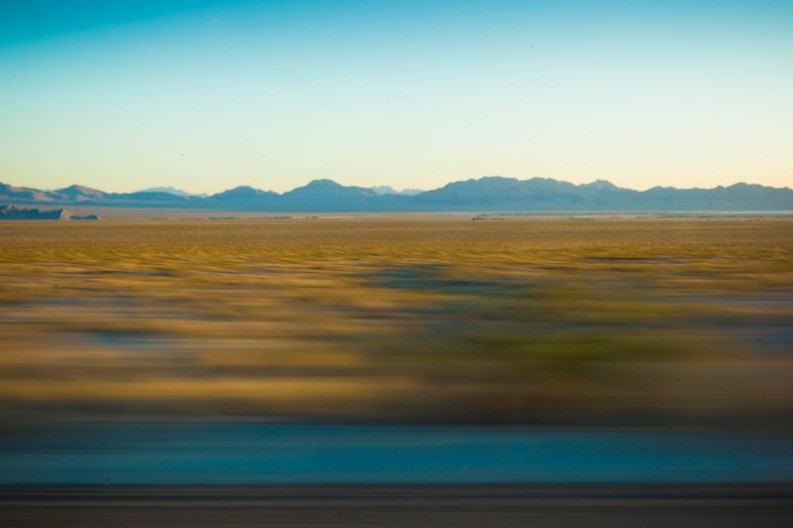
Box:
[138,186,200,198]
[369,185,423,196]
[1,177,791,212]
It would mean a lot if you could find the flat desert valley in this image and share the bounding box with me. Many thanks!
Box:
[1,215,791,425]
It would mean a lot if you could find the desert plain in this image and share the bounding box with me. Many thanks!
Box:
[1,215,790,427]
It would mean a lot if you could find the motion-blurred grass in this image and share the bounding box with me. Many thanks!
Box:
[1,217,791,426]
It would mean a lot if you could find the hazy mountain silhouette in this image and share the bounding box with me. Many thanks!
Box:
[55,184,108,202]
[208,185,277,204]
[279,179,382,210]
[138,186,198,198]
[370,185,423,196]
[2,177,791,212]
[0,183,56,203]
[117,191,191,203]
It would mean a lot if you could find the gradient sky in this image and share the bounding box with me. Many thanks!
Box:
[1,0,791,193]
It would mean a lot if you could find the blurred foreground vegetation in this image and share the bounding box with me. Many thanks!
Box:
[0,216,791,427]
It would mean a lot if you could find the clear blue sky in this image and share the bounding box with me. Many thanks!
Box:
[1,0,791,193]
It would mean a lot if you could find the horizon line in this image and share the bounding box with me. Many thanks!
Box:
[5,175,792,197]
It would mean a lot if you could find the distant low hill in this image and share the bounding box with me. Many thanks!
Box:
[1,177,791,212]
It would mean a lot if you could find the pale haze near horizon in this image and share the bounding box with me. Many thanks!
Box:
[1,0,791,195]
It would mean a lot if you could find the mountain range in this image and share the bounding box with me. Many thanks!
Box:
[2,177,792,212]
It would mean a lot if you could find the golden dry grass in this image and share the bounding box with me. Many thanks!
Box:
[1,216,791,425]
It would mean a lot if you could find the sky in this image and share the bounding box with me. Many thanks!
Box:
[1,0,791,194]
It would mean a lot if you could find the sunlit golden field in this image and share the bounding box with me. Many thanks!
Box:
[1,216,791,426]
